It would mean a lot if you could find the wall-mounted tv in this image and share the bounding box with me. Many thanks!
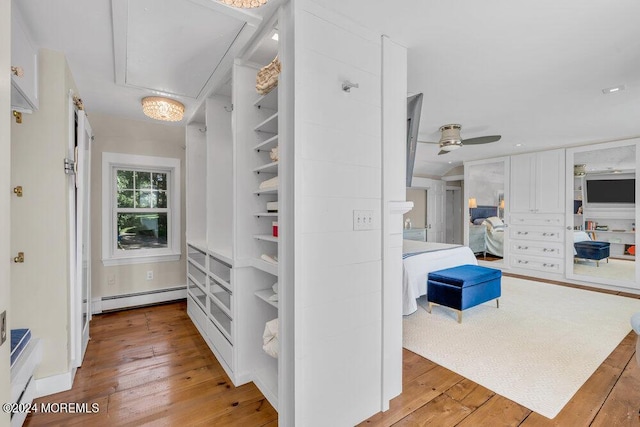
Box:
[406,93,423,187]
[586,178,635,204]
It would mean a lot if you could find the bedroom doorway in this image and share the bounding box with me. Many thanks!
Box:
[445,187,462,244]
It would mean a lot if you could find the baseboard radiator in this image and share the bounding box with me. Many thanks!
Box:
[93,285,187,313]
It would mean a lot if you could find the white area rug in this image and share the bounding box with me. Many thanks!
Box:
[403,276,640,419]
[573,258,635,281]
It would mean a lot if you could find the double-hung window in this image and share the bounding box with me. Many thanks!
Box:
[102,153,181,266]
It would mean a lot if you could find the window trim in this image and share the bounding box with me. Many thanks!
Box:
[102,152,181,266]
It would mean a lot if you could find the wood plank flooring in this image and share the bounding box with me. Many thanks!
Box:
[24,302,277,427]
[361,275,640,426]
[25,277,640,426]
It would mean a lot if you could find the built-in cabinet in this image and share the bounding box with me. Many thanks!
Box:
[10,3,38,112]
[186,1,408,424]
[510,150,564,214]
[185,14,283,413]
[509,150,565,275]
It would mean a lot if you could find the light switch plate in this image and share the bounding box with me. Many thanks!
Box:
[353,210,374,231]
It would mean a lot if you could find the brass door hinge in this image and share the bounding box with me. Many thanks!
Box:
[13,110,22,124]
[13,252,24,263]
[13,186,23,197]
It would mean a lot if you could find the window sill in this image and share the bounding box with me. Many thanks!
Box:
[102,253,181,267]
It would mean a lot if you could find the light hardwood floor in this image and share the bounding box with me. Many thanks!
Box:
[25,278,640,426]
[24,302,278,426]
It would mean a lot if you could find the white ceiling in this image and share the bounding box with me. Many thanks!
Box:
[16,0,640,177]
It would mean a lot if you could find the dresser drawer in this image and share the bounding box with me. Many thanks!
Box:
[188,260,207,287]
[510,226,564,243]
[510,254,564,274]
[188,277,207,309]
[510,240,564,258]
[187,245,207,268]
[209,255,232,287]
[210,277,232,314]
[509,213,563,227]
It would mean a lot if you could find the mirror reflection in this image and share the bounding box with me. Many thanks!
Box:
[466,161,506,265]
[572,144,636,282]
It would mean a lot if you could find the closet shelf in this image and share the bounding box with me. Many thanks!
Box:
[254,212,279,218]
[254,234,278,243]
[251,258,278,276]
[254,135,278,152]
[254,112,278,134]
[254,188,278,196]
[253,89,278,110]
[253,161,279,174]
[255,289,278,309]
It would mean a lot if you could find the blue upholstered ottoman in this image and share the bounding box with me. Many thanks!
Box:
[427,264,502,323]
[574,241,610,266]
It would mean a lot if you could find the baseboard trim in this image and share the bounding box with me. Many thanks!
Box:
[93,285,187,314]
[35,369,75,398]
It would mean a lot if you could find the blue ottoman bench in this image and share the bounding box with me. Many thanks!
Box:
[427,264,502,323]
[574,240,610,266]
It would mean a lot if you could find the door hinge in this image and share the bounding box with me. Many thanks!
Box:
[64,158,76,175]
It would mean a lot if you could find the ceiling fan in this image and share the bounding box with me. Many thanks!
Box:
[418,124,502,155]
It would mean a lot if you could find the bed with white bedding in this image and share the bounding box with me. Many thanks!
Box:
[402,240,478,315]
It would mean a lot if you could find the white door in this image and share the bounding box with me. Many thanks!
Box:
[427,181,445,242]
[74,109,92,365]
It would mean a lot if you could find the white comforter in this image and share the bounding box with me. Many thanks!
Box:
[402,240,478,315]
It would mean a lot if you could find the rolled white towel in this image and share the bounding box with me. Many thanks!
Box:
[259,176,279,190]
[262,318,279,358]
[261,254,278,264]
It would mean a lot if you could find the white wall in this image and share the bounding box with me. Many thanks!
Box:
[404,188,426,228]
[10,49,77,379]
[89,113,186,299]
[1,0,12,421]
[293,1,383,424]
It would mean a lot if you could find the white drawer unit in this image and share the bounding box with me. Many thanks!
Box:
[209,299,233,341]
[210,278,232,312]
[188,277,207,309]
[510,240,564,258]
[186,242,236,381]
[510,213,564,227]
[209,254,232,286]
[510,226,564,243]
[510,254,564,274]
[187,260,207,287]
[188,244,207,269]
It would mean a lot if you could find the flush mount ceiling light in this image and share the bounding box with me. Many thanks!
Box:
[439,124,462,151]
[141,97,185,122]
[221,0,268,8]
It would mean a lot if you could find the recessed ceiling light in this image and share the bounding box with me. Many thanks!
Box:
[602,85,625,94]
[272,32,279,41]
[514,143,523,147]
[448,161,452,164]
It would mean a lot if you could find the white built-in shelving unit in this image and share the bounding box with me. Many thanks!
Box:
[185,12,283,415]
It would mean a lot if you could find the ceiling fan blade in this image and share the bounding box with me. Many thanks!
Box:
[437,150,451,155]
[462,135,502,145]
[417,140,439,145]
